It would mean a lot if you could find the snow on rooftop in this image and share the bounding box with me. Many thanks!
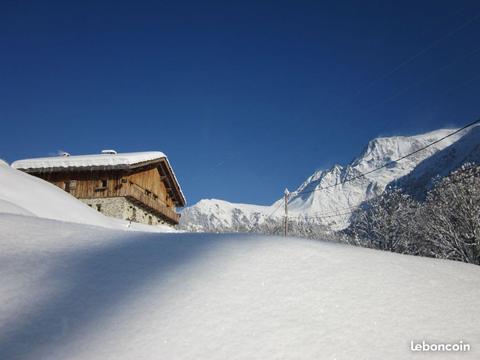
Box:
[11,151,167,170]
[11,151,187,206]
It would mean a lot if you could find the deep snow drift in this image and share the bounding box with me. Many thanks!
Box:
[0,160,117,228]
[0,213,479,359]
[0,161,174,232]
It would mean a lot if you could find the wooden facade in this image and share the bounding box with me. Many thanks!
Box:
[22,159,184,225]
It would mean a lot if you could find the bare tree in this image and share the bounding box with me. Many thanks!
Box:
[346,163,480,265]
[347,188,419,253]
[419,163,480,264]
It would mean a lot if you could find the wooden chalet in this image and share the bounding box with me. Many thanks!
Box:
[12,151,186,226]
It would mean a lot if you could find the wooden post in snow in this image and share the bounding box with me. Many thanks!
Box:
[284,188,289,237]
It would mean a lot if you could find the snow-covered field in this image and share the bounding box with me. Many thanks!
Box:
[1,214,479,359]
[1,158,479,359]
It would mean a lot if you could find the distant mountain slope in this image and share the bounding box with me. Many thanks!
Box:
[180,126,478,232]
[394,125,480,199]
[180,199,271,232]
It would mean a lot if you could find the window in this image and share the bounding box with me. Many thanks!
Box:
[64,180,77,192]
[96,179,108,191]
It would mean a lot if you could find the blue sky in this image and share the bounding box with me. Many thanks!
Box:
[1,0,480,206]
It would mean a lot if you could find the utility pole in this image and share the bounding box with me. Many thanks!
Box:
[284,188,289,237]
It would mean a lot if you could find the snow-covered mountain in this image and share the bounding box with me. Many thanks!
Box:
[394,125,480,199]
[180,125,479,232]
[180,199,272,232]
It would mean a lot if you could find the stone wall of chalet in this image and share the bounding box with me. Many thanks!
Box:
[80,197,168,226]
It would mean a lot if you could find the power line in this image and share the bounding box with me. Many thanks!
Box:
[261,117,479,224]
[292,118,480,198]
[360,45,480,113]
[265,191,363,221]
[263,200,284,219]
[290,210,356,221]
[263,201,361,225]
[350,11,480,99]
[299,204,362,218]
[288,143,480,224]
[287,201,366,222]
[403,72,480,116]
[259,117,480,230]
[265,118,480,231]
[269,10,480,228]
[319,10,480,119]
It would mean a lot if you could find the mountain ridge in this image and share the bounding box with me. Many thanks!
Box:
[180,126,479,232]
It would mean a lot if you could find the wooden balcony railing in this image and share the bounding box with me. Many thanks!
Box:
[120,185,181,224]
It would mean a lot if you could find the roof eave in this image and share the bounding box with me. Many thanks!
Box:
[15,156,187,207]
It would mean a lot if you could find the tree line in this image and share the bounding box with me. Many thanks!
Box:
[345,163,480,265]
[181,163,480,265]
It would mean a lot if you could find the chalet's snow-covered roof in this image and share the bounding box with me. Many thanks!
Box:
[11,151,167,170]
[12,151,186,206]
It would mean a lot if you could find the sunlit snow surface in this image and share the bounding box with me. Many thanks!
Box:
[0,214,479,360]
[0,161,175,233]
